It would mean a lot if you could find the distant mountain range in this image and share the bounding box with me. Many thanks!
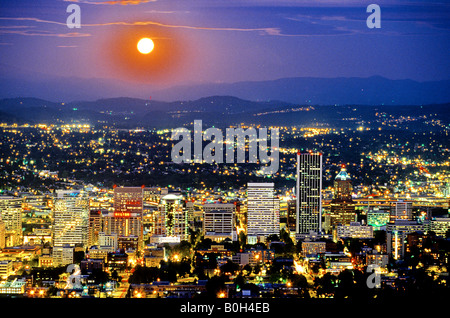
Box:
[0,71,449,106]
[1,95,449,129]
[153,76,450,106]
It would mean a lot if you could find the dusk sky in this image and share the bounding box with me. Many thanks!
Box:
[0,0,449,101]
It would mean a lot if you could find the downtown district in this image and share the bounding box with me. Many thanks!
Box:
[0,122,449,311]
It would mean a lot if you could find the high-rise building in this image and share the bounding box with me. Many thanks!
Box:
[52,190,89,266]
[88,210,102,248]
[296,152,323,234]
[154,194,188,241]
[0,196,22,246]
[203,203,235,242]
[329,166,356,227]
[0,219,5,249]
[391,200,413,221]
[286,199,297,233]
[246,183,280,242]
[103,186,144,250]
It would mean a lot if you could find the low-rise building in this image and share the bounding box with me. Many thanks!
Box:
[0,260,13,279]
[301,241,326,256]
[335,222,373,240]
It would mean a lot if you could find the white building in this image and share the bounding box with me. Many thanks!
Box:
[154,194,188,241]
[53,190,89,266]
[246,183,280,242]
[0,260,13,279]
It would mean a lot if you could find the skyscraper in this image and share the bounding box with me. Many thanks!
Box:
[53,190,89,265]
[329,166,356,227]
[88,209,102,248]
[0,196,22,247]
[155,194,188,241]
[247,183,280,243]
[296,152,323,234]
[103,186,144,250]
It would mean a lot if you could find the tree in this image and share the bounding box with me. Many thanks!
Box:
[242,264,252,275]
[280,228,293,245]
[315,272,336,297]
[88,269,109,285]
[288,273,310,298]
[238,231,246,249]
[220,260,239,276]
[234,274,246,291]
[205,275,226,298]
[171,240,192,259]
[266,234,279,243]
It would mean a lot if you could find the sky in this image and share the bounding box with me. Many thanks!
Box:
[0,0,449,101]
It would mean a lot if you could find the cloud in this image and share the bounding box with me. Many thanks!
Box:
[0,16,281,36]
[0,28,90,38]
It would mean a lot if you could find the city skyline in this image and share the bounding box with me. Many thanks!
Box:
[0,0,448,310]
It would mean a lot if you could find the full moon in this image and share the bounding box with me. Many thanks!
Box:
[137,37,154,54]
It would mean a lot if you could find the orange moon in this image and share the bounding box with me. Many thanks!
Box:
[137,37,154,54]
[102,26,189,84]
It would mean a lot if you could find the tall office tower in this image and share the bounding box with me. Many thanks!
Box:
[0,196,23,247]
[296,152,323,234]
[247,183,280,243]
[391,200,413,221]
[0,218,5,249]
[103,187,144,250]
[53,190,89,265]
[287,200,297,233]
[203,203,235,242]
[88,210,102,248]
[156,194,188,241]
[329,166,356,228]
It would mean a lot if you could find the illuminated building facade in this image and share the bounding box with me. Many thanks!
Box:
[155,194,188,241]
[88,209,102,248]
[431,217,450,237]
[367,208,390,230]
[335,222,373,240]
[0,196,23,246]
[296,152,323,234]
[329,166,356,227]
[52,190,89,265]
[391,200,413,221]
[203,203,235,242]
[246,183,280,242]
[103,186,144,250]
[386,220,424,260]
